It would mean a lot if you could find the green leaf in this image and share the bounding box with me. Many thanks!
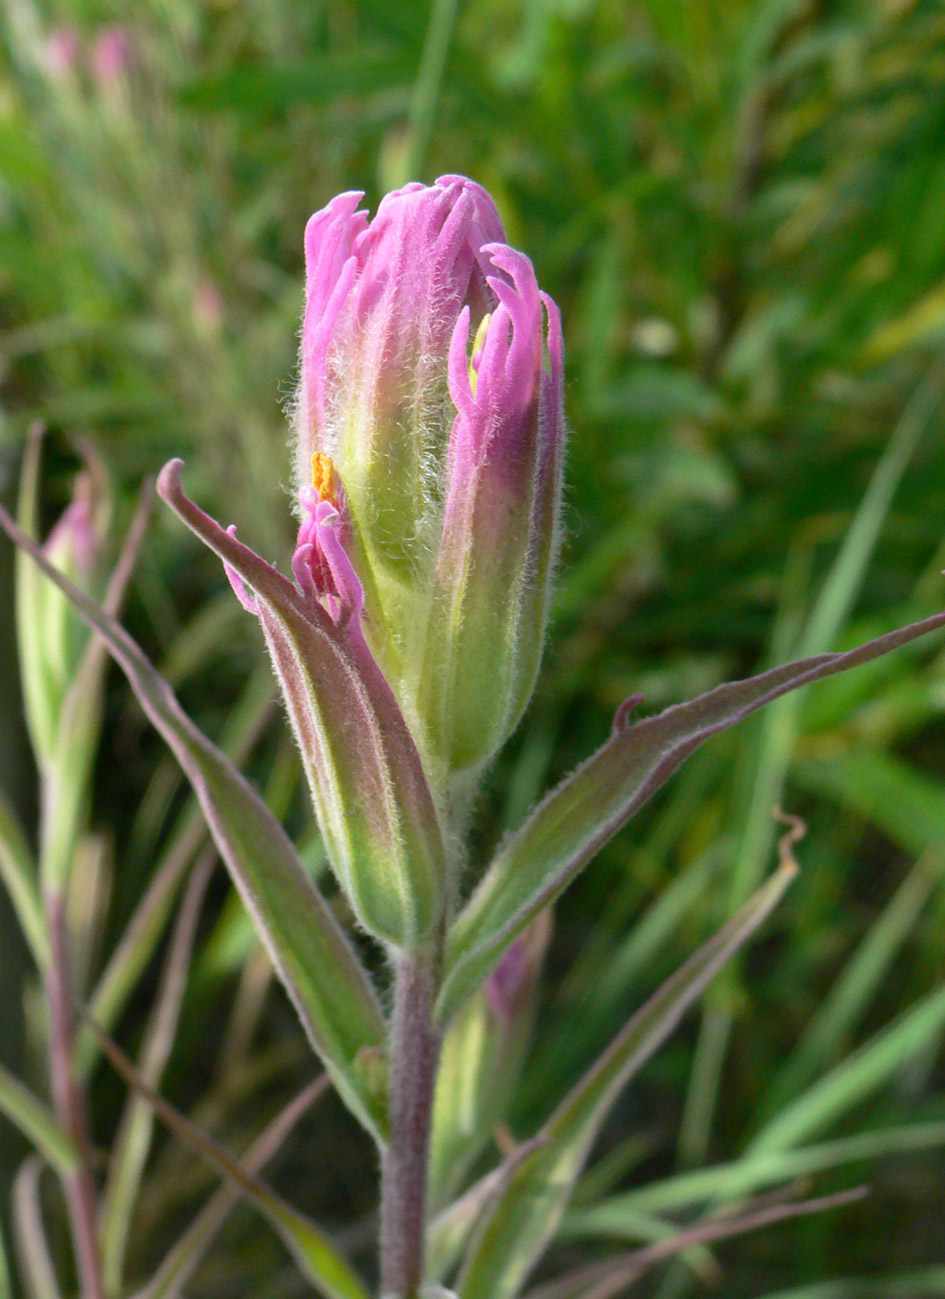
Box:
[759,847,944,1118]
[426,1139,546,1282]
[0,1066,77,1175]
[748,983,945,1156]
[134,1079,328,1299]
[0,501,389,1142]
[39,475,143,894]
[180,47,413,111]
[89,1022,367,1299]
[755,1269,945,1299]
[0,1220,10,1299]
[15,425,58,764]
[11,1159,63,1299]
[158,459,446,950]
[0,784,47,969]
[563,1120,945,1231]
[455,864,796,1299]
[439,608,945,1022]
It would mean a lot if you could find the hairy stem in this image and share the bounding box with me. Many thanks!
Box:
[46,893,105,1299]
[380,946,440,1297]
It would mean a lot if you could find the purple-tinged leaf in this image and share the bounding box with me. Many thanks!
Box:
[12,1158,63,1299]
[134,1078,329,1299]
[439,608,945,1021]
[86,1020,368,1299]
[456,864,796,1299]
[0,502,388,1141]
[158,459,446,950]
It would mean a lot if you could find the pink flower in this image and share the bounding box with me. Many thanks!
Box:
[91,26,130,84]
[296,177,565,773]
[44,26,80,77]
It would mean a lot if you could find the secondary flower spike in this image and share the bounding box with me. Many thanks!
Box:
[297,176,565,775]
[158,461,446,951]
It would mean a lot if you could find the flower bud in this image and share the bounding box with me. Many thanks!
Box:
[296,176,564,776]
[17,437,109,765]
[159,461,447,951]
[428,908,551,1204]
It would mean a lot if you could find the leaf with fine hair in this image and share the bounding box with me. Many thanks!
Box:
[156,458,447,951]
[455,863,796,1299]
[438,607,945,1022]
[0,502,388,1142]
[75,666,275,1081]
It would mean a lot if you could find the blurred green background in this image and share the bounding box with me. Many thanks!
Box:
[3,0,945,1294]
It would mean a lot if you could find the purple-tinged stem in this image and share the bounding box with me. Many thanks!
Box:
[45,893,105,1299]
[380,947,440,1297]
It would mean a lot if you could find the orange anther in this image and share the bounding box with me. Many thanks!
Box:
[311,452,336,503]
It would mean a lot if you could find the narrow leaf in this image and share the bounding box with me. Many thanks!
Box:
[0,502,389,1140]
[524,1188,868,1299]
[0,1221,10,1299]
[756,1268,945,1299]
[134,1078,328,1299]
[100,854,214,1297]
[12,1158,63,1299]
[748,983,945,1156]
[39,477,151,893]
[456,864,796,1299]
[426,1138,546,1282]
[0,785,47,968]
[87,1018,368,1299]
[564,1120,945,1230]
[15,424,57,764]
[0,1065,77,1174]
[439,607,945,1021]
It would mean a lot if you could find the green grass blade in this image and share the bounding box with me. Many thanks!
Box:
[402,0,462,179]
[754,1269,945,1299]
[797,748,945,860]
[679,374,941,1165]
[760,849,944,1118]
[0,502,389,1141]
[748,984,945,1156]
[564,1120,945,1231]
[0,1066,77,1175]
[99,855,214,1298]
[0,1220,10,1299]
